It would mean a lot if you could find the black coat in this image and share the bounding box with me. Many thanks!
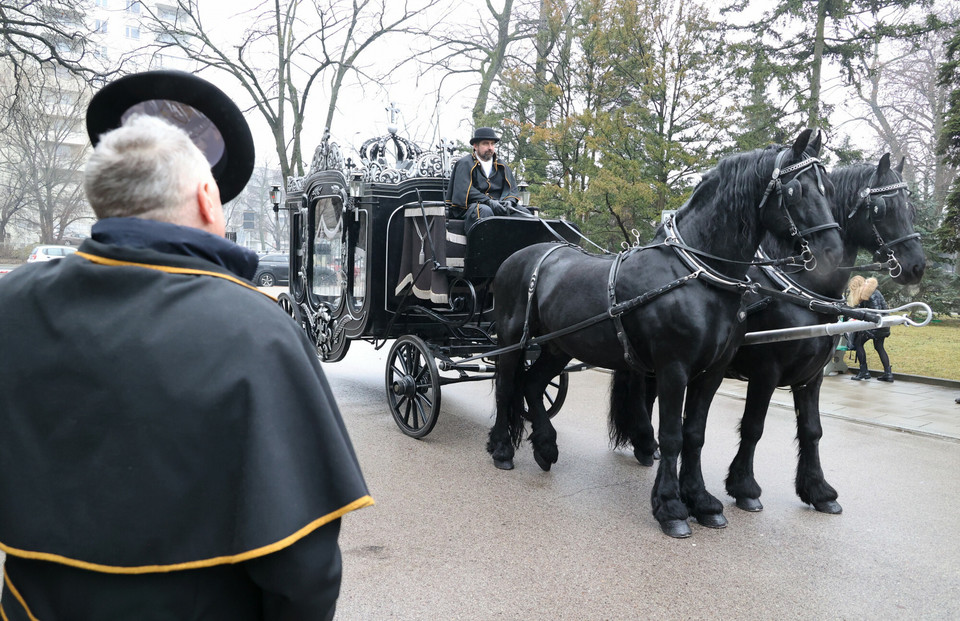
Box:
[0,227,372,619]
[853,289,891,344]
[445,152,520,215]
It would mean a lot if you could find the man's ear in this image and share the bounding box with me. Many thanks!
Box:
[196,180,217,224]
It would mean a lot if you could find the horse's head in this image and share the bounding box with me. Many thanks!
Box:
[758,129,843,272]
[845,154,925,284]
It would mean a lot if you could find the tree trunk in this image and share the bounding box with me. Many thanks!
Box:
[808,0,828,128]
[473,0,514,124]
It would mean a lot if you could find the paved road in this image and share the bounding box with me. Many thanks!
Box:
[4,340,958,619]
[327,342,959,620]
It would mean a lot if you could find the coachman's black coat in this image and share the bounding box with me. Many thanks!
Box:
[445,152,521,219]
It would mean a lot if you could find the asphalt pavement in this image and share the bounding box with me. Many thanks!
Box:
[324,343,960,620]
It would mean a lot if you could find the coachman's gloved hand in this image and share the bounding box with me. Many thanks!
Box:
[488,199,508,216]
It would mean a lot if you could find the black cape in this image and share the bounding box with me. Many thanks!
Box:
[0,239,372,572]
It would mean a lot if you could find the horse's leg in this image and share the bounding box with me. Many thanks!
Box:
[609,370,658,466]
[488,349,525,470]
[651,367,692,538]
[793,378,841,514]
[679,371,727,529]
[725,376,778,512]
[522,351,570,471]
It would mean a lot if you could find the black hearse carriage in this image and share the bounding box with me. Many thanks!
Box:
[278,130,582,438]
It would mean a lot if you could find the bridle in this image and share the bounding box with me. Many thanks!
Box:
[756,148,840,271]
[848,175,919,279]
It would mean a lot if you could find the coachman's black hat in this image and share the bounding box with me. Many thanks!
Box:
[469,127,500,145]
[86,70,255,204]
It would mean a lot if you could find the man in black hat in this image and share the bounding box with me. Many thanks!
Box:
[446,126,529,233]
[0,73,371,620]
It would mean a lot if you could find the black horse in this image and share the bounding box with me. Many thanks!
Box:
[488,129,844,538]
[609,153,925,517]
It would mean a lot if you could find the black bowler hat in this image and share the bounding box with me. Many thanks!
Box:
[86,70,255,204]
[469,127,500,145]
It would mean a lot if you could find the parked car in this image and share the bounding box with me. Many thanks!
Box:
[27,245,78,262]
[252,253,289,286]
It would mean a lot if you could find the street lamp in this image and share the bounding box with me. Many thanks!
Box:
[270,184,282,218]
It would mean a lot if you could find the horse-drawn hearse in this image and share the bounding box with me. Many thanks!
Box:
[277,128,582,438]
[278,125,932,538]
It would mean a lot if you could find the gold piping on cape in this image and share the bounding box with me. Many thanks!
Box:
[2,570,40,621]
[0,495,374,575]
[74,251,276,301]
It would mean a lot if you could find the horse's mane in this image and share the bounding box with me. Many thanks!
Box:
[830,164,874,218]
[673,144,782,244]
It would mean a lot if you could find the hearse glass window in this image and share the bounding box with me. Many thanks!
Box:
[351,211,367,312]
[313,194,343,311]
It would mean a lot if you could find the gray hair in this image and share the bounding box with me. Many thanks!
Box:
[84,114,213,221]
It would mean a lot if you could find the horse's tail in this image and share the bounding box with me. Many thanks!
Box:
[609,369,634,449]
[507,358,527,448]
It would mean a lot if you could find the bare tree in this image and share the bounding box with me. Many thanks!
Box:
[419,0,543,126]
[0,149,28,249]
[851,29,957,220]
[0,1,110,85]
[0,65,93,244]
[140,0,441,183]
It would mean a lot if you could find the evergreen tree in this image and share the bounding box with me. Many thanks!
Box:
[935,29,960,254]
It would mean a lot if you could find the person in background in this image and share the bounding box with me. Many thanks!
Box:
[446,126,529,233]
[0,71,372,620]
[847,275,895,382]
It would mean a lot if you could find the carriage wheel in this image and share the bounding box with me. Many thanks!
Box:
[277,293,300,322]
[385,335,441,438]
[523,371,569,420]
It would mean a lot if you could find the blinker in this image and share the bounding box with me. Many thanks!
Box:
[782,178,802,207]
[870,195,886,219]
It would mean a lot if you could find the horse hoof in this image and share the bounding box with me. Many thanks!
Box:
[660,519,692,538]
[533,451,552,472]
[736,497,764,512]
[695,513,728,529]
[634,450,654,467]
[813,500,842,514]
[493,459,514,471]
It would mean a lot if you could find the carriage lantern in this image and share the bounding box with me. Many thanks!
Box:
[519,181,530,206]
[350,173,363,198]
[270,184,282,216]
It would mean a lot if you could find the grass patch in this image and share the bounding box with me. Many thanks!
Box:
[847,316,960,381]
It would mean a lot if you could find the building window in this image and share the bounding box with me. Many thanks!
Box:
[157,5,178,23]
[125,25,140,39]
[95,0,108,7]
[94,19,108,34]
[126,1,140,13]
